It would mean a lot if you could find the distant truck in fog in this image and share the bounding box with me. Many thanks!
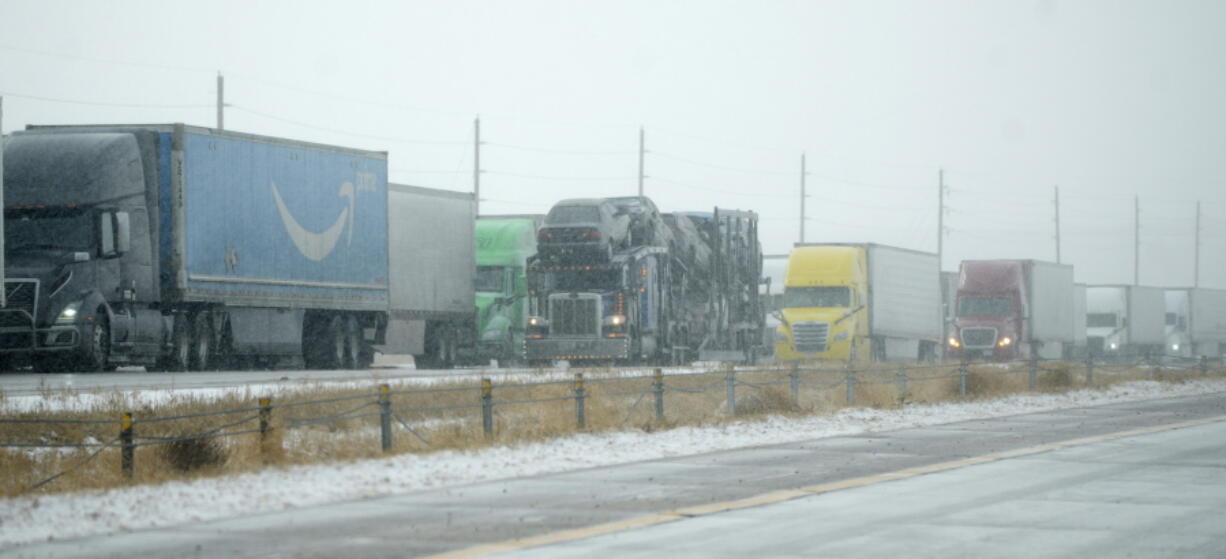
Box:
[946,260,1076,361]
[1163,288,1226,359]
[773,243,942,363]
[1085,285,1165,360]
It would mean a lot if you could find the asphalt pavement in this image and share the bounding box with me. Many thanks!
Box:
[4,391,1224,559]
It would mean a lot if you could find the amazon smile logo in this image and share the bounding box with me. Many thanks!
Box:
[271,172,376,262]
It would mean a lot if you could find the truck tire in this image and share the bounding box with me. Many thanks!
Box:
[343,315,362,370]
[164,315,192,372]
[326,315,347,369]
[80,317,111,372]
[190,313,214,371]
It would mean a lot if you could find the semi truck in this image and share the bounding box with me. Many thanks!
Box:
[773,243,942,363]
[472,216,540,365]
[1085,285,1165,360]
[1163,288,1226,359]
[946,260,1076,361]
[0,123,472,372]
[524,202,763,365]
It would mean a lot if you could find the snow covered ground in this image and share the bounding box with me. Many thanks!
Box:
[3,378,1225,549]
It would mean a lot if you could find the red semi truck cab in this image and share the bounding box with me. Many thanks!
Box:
[948,261,1027,361]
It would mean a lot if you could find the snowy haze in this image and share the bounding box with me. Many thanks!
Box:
[1,0,1224,287]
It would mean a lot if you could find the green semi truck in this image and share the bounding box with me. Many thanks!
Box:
[473,216,540,365]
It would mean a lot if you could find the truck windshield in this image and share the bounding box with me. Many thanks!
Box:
[783,286,850,308]
[957,297,1013,317]
[1086,313,1117,328]
[549,269,621,291]
[475,266,506,293]
[5,207,94,253]
[546,206,599,225]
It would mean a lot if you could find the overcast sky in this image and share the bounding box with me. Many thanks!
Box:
[2,0,1224,288]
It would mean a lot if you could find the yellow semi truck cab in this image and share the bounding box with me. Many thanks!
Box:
[774,245,871,362]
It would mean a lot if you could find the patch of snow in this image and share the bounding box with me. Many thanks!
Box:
[2,379,1224,548]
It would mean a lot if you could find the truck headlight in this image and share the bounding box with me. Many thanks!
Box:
[56,302,82,324]
[997,336,1012,347]
[1171,343,1180,352]
[947,337,961,348]
[1109,342,1119,350]
[602,314,627,337]
[526,316,549,338]
[602,314,627,327]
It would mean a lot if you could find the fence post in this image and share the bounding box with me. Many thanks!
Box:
[1200,355,1209,376]
[1028,355,1038,390]
[120,412,134,479]
[1085,355,1094,385]
[574,373,586,429]
[725,366,737,415]
[958,362,968,396]
[653,368,665,421]
[481,378,494,438]
[896,366,908,397]
[845,366,856,406]
[379,384,392,452]
[789,368,800,407]
[258,397,272,459]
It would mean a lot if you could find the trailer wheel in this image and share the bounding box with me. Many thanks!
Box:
[190,313,214,371]
[325,315,347,369]
[343,315,362,370]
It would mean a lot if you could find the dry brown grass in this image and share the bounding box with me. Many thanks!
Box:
[3,360,1224,499]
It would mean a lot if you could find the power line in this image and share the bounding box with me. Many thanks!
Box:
[228,104,467,145]
[651,176,790,198]
[483,170,633,182]
[483,141,634,156]
[0,89,210,109]
[0,43,215,74]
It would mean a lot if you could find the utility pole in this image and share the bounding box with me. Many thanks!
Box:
[1195,200,1202,288]
[1134,195,1140,285]
[0,96,5,307]
[1054,185,1062,264]
[937,168,945,271]
[473,117,481,217]
[216,73,224,130]
[637,126,645,197]
[799,153,807,244]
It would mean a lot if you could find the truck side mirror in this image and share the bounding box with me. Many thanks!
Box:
[99,212,116,257]
[115,211,131,254]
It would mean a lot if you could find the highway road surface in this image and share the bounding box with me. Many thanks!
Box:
[5,391,1225,558]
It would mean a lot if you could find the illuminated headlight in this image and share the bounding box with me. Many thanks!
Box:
[527,316,548,328]
[1109,342,1119,350]
[1171,343,1180,351]
[997,336,1012,347]
[602,314,627,327]
[55,302,81,324]
[947,337,961,348]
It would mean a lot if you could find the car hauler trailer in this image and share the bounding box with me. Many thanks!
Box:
[947,260,1076,361]
[773,243,942,363]
[1,123,390,372]
[525,203,763,365]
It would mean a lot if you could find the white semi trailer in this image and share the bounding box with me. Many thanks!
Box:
[1085,285,1165,360]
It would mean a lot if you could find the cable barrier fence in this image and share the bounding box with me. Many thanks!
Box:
[3,356,1223,492]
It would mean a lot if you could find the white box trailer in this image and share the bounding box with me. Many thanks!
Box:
[379,184,475,365]
[1072,284,1087,357]
[1183,288,1226,358]
[866,244,943,360]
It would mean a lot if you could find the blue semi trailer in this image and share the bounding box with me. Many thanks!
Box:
[0,123,470,372]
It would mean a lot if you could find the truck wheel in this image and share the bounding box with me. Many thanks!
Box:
[190,313,214,371]
[164,315,192,372]
[326,315,347,369]
[81,317,111,372]
[343,315,362,370]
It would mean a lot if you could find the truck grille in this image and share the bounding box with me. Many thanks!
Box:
[0,280,38,328]
[792,321,830,353]
[960,327,997,348]
[550,297,599,336]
